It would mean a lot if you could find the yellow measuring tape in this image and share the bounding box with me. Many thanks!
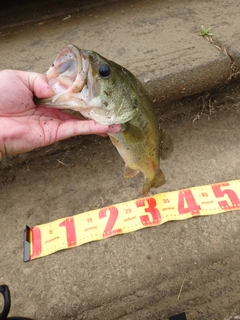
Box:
[24,179,240,261]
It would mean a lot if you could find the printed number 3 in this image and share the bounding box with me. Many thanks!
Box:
[136,197,161,226]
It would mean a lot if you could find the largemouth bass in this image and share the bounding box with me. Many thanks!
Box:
[37,44,173,196]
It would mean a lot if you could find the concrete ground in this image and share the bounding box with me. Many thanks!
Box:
[1,0,240,319]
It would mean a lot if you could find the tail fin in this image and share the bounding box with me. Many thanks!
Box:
[142,169,166,196]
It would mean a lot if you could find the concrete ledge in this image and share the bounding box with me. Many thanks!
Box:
[1,0,240,167]
[1,0,239,101]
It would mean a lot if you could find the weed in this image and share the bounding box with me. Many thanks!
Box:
[200,25,212,38]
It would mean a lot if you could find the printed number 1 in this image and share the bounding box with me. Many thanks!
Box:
[212,183,240,210]
[59,217,77,247]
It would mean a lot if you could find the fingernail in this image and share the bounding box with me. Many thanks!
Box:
[107,124,121,133]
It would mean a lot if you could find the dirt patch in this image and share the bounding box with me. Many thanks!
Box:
[2,0,240,317]
[1,80,240,319]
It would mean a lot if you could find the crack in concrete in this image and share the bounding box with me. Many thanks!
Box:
[203,34,240,81]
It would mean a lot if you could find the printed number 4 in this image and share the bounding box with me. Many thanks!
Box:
[178,189,201,215]
[212,183,240,210]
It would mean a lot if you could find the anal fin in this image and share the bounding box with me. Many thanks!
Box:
[124,166,140,178]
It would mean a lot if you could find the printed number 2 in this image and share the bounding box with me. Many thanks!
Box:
[212,183,240,210]
[99,206,122,237]
[136,197,161,226]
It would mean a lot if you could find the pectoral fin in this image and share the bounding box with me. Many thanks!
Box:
[122,123,145,144]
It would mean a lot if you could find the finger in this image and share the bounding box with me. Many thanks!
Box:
[55,120,121,141]
[106,124,121,133]
[12,70,54,98]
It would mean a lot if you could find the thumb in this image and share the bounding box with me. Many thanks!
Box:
[12,70,54,98]
[29,73,54,98]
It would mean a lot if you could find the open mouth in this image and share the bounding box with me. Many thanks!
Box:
[36,44,138,125]
[46,44,89,104]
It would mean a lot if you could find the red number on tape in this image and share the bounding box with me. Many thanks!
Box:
[212,183,240,210]
[30,227,42,259]
[136,197,161,226]
[178,189,201,215]
[99,206,122,237]
[59,217,77,247]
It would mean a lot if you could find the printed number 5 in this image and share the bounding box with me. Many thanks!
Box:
[212,183,240,210]
[136,197,161,226]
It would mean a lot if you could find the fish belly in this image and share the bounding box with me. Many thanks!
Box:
[109,132,164,196]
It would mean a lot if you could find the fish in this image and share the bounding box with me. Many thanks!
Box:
[36,44,173,196]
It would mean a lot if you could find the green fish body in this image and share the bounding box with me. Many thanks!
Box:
[37,45,173,196]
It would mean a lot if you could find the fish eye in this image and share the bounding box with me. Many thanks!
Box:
[99,64,111,78]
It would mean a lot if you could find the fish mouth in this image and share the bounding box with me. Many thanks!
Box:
[40,44,90,107]
[37,44,137,126]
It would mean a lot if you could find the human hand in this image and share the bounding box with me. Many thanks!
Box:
[0,70,120,158]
